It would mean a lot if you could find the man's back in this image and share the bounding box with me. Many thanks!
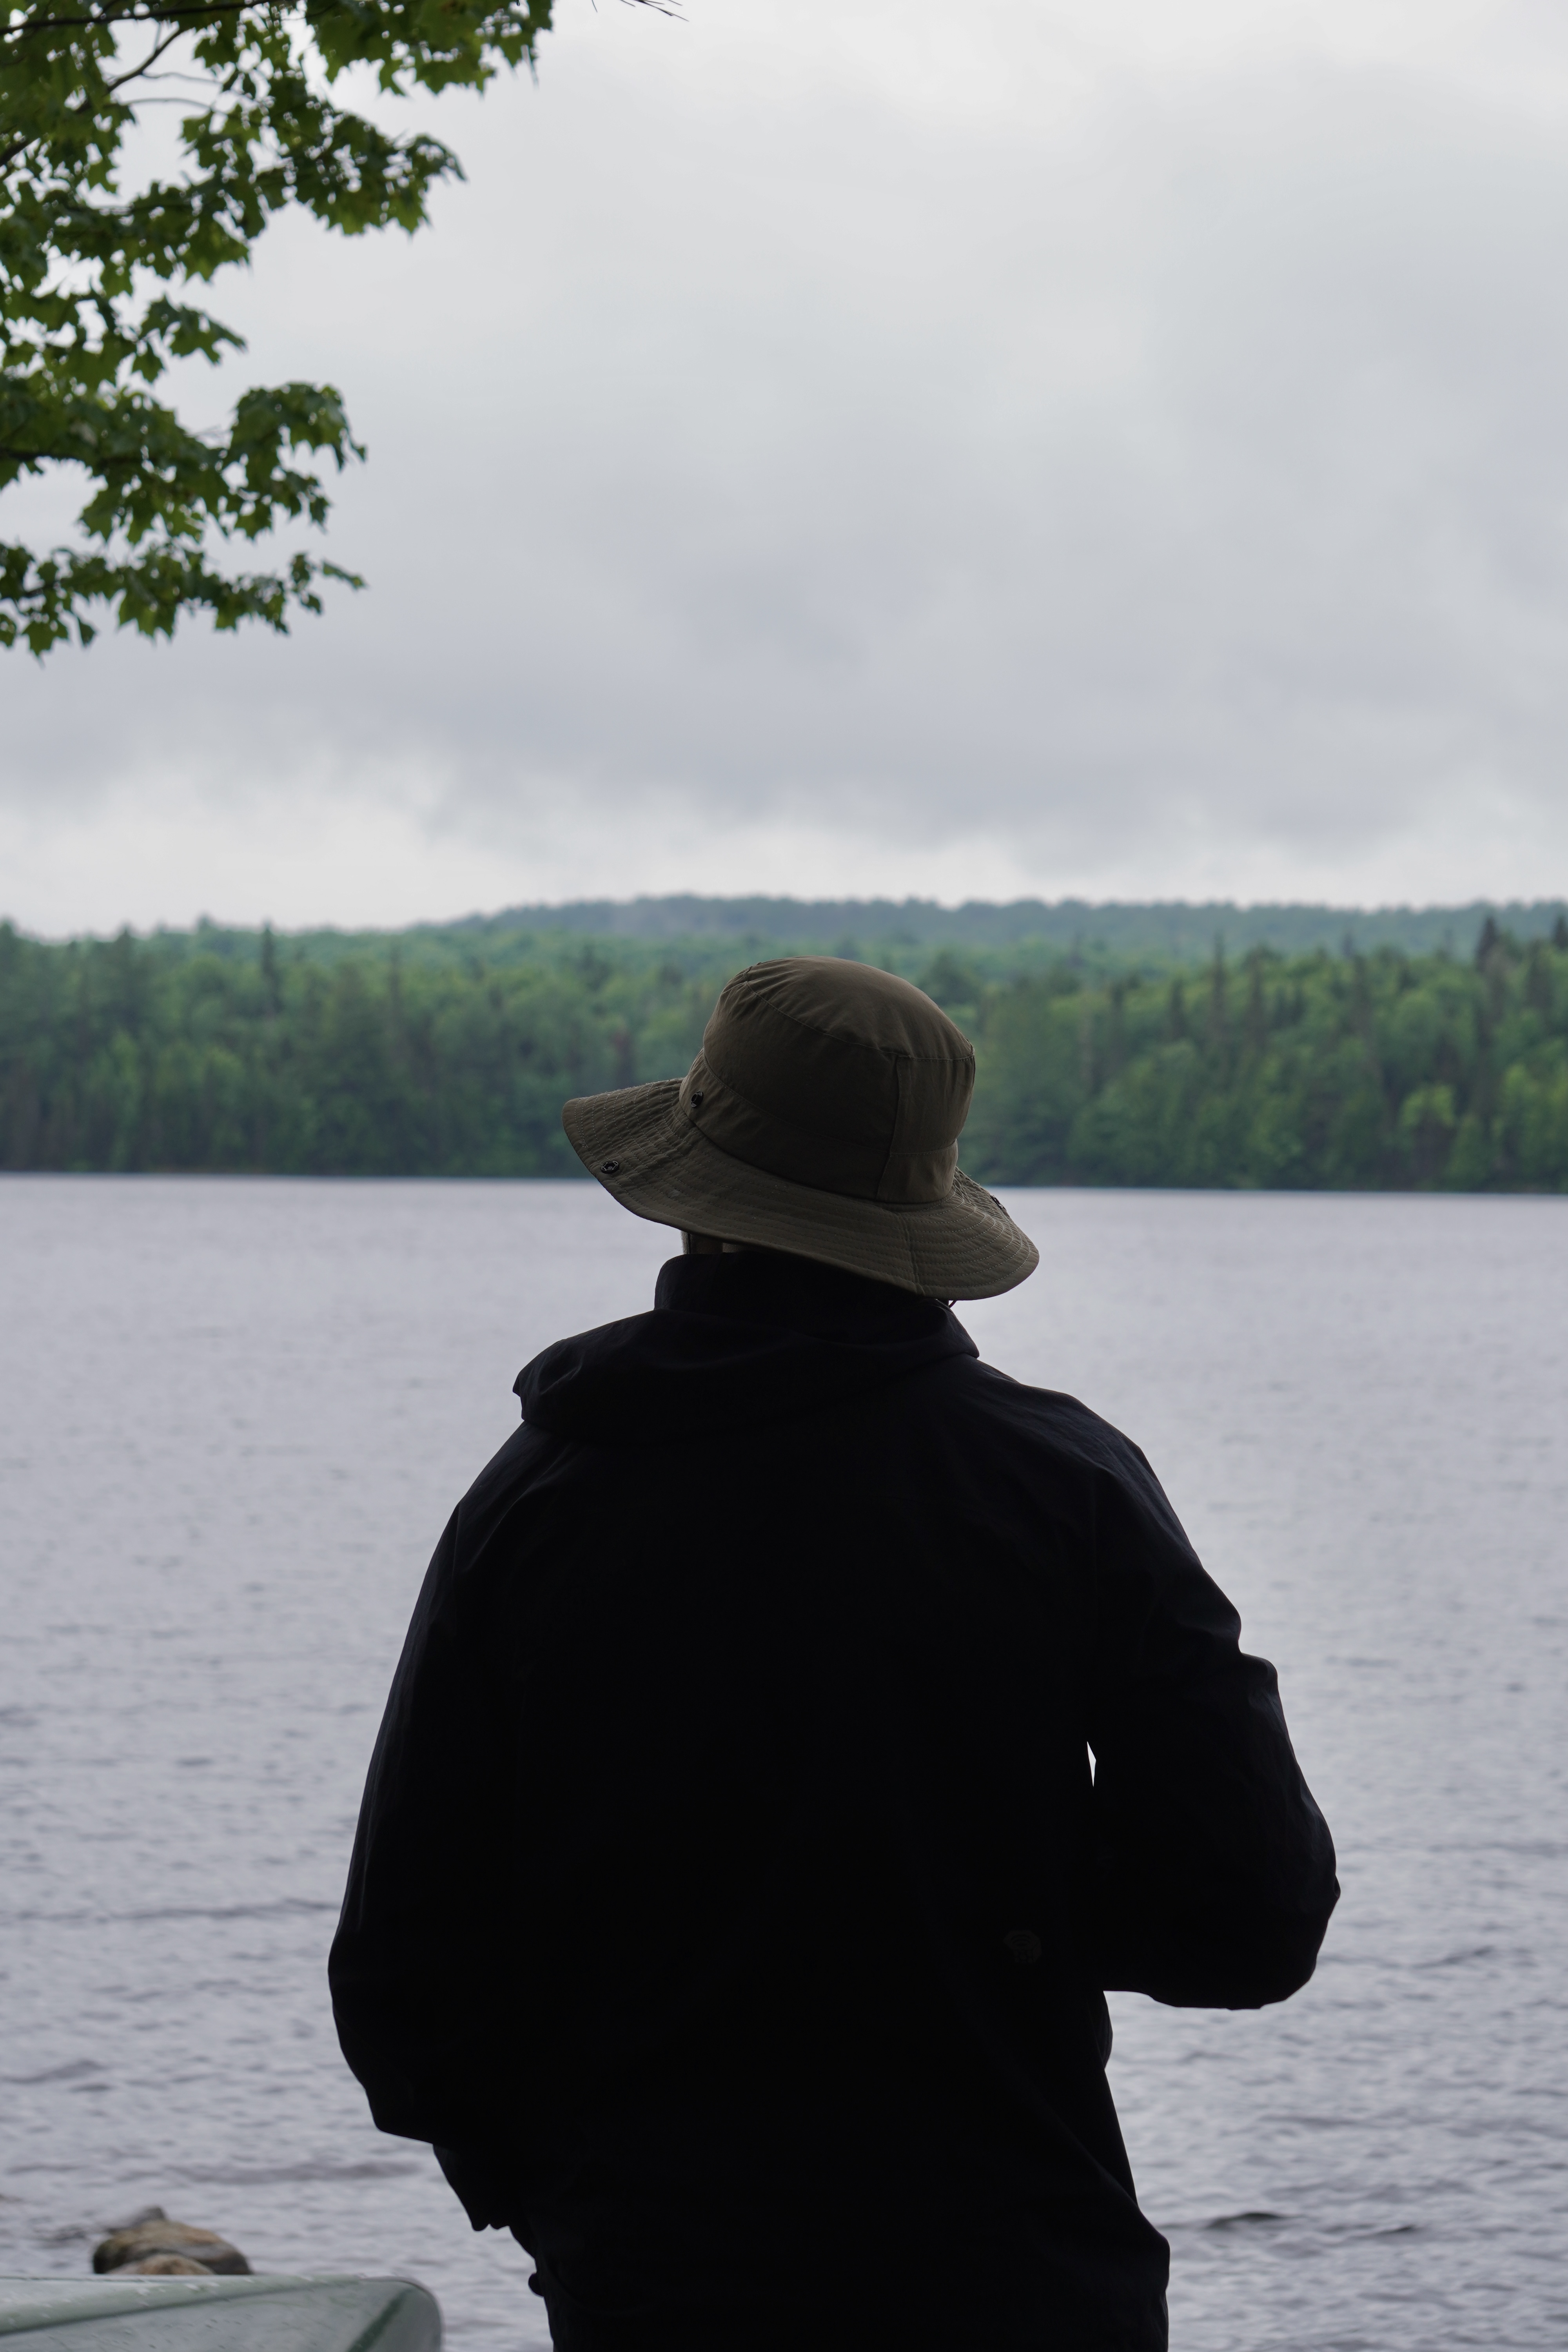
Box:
[330,1249,1337,2350]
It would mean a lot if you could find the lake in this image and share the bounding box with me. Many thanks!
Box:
[2,1178,1565,2349]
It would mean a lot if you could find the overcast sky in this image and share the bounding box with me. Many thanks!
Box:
[7,0,1568,934]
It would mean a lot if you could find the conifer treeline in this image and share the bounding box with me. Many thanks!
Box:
[2,917,1566,1189]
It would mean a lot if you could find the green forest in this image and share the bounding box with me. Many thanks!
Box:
[3,914,1567,1190]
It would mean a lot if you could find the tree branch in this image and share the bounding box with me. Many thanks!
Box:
[103,20,192,92]
[3,0,255,40]
[2,22,213,171]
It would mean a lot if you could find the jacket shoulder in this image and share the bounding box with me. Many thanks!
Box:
[938,1353,1161,1481]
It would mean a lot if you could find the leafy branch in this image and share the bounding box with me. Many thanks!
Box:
[0,0,654,652]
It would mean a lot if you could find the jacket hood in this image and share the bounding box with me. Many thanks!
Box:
[515,1250,978,1445]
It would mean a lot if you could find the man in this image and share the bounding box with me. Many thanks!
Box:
[330,956,1338,2352]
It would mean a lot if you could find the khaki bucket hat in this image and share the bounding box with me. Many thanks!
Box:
[562,956,1038,1299]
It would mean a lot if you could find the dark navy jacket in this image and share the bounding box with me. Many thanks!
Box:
[330,1251,1338,2350]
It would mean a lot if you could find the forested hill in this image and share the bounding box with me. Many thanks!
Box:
[2,914,1567,1189]
[441,895,1568,961]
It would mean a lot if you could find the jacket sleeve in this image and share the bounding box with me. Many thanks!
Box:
[328,1499,528,2181]
[1083,1439,1338,2008]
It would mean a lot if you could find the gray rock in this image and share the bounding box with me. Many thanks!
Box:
[93,2218,250,2277]
[107,2209,169,2234]
[117,2255,216,2276]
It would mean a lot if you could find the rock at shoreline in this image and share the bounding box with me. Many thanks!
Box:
[118,2255,216,2276]
[93,2212,250,2278]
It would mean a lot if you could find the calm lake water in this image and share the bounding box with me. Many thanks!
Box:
[2,1178,1565,2350]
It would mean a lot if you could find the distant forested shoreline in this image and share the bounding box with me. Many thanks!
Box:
[3,913,1566,1190]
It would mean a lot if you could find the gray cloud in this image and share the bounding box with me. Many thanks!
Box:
[5,0,1568,927]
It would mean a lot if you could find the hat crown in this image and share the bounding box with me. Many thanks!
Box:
[684,958,975,1205]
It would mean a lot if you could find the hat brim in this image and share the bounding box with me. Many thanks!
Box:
[562,1081,1038,1300]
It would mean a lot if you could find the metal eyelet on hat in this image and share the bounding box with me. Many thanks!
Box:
[690,1091,704,1108]
[601,1159,621,1175]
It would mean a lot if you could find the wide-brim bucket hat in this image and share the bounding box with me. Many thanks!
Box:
[562,956,1038,1299]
